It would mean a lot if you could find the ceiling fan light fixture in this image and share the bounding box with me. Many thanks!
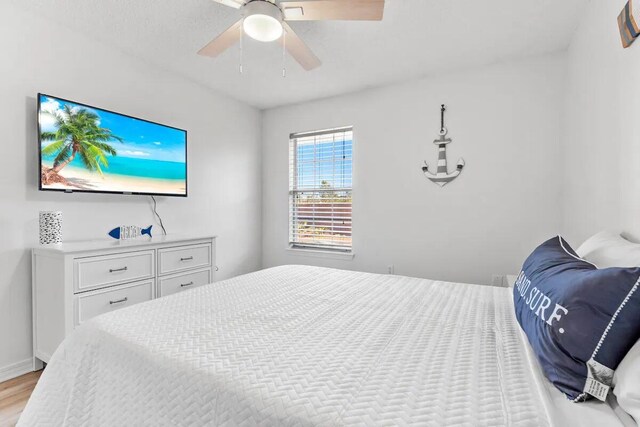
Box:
[242,1,284,42]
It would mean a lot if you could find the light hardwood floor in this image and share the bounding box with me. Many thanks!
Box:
[0,371,42,427]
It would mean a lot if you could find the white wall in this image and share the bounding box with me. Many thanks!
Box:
[562,0,640,244]
[262,54,567,285]
[0,3,262,378]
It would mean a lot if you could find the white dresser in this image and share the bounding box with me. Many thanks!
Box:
[31,234,216,368]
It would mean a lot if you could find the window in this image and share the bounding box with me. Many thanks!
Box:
[289,127,353,252]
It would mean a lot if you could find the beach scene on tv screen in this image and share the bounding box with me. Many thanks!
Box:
[39,95,186,195]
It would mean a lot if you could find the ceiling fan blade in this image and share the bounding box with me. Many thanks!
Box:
[282,22,321,70]
[211,0,244,9]
[198,19,243,58]
[281,0,385,21]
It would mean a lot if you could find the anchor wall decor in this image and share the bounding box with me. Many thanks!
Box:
[422,104,465,187]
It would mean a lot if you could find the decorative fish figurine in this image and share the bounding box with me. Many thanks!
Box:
[108,225,153,240]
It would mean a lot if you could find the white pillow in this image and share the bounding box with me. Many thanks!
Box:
[614,339,640,424]
[576,230,640,268]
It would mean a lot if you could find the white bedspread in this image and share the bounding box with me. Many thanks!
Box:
[20,265,552,426]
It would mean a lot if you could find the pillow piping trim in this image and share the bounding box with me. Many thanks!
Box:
[557,235,598,269]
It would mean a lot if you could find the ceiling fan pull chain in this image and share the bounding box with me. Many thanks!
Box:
[282,30,287,78]
[441,104,446,133]
[239,19,244,75]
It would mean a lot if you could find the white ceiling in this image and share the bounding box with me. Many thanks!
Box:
[13,0,587,109]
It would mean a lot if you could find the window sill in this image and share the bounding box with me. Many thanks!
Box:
[286,247,355,260]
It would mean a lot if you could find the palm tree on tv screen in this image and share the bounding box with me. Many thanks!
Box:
[41,105,122,180]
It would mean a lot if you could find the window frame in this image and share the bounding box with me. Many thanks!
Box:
[288,126,354,255]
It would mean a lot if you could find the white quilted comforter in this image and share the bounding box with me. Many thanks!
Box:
[19,265,550,426]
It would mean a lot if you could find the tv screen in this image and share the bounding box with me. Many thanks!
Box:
[38,93,187,197]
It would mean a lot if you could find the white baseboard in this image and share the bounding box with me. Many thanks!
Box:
[0,358,34,383]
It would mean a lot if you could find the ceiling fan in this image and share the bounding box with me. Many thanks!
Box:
[198,0,385,71]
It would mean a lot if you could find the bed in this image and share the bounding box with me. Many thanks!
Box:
[18,265,634,426]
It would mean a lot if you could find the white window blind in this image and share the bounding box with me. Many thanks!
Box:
[289,127,353,252]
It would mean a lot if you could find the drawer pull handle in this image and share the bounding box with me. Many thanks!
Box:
[109,266,128,273]
[180,256,194,262]
[109,297,128,305]
[180,281,194,288]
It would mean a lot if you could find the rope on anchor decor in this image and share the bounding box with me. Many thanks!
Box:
[422,104,465,187]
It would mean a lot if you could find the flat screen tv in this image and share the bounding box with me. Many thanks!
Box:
[38,93,187,197]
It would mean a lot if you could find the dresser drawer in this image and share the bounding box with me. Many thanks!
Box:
[74,250,154,293]
[158,244,211,275]
[75,279,154,325]
[158,269,211,297]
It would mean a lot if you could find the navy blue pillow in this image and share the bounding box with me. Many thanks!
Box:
[514,236,640,402]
